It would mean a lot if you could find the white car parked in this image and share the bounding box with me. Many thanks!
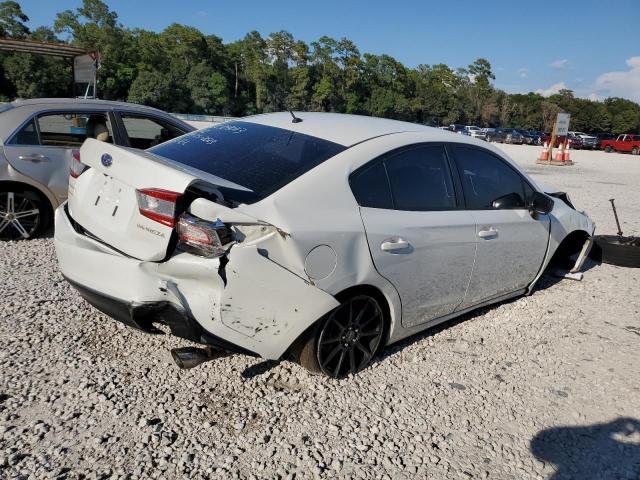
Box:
[464,125,486,140]
[54,113,594,378]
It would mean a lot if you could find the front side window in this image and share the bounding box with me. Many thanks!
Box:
[120,114,186,149]
[350,144,456,211]
[149,121,347,204]
[453,146,527,209]
[37,112,112,147]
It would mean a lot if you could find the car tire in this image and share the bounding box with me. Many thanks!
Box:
[604,146,613,153]
[632,147,639,155]
[589,235,640,268]
[296,294,385,378]
[0,187,49,240]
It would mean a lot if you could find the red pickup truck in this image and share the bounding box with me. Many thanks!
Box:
[601,134,640,155]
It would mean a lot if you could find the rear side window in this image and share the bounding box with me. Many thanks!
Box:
[9,119,38,145]
[385,145,456,211]
[350,144,456,211]
[38,113,113,147]
[349,161,393,209]
[149,121,346,204]
[453,146,527,209]
[120,114,186,149]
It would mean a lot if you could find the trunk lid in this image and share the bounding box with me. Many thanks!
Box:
[69,139,252,261]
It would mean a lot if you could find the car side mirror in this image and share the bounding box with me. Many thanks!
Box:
[492,192,524,209]
[529,191,554,215]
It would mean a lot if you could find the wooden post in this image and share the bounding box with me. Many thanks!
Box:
[548,120,557,164]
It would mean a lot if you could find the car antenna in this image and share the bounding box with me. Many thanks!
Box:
[289,110,303,123]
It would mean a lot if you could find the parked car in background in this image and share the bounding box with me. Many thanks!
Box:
[0,98,195,240]
[485,128,505,142]
[600,134,640,154]
[464,126,486,140]
[569,131,598,150]
[502,129,525,144]
[55,112,594,378]
[448,124,467,134]
[595,133,615,149]
[517,130,543,145]
[539,134,582,149]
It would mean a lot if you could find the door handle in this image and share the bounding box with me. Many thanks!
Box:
[18,154,50,163]
[478,228,498,239]
[381,237,411,252]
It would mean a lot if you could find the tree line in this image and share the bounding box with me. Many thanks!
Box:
[1,0,639,134]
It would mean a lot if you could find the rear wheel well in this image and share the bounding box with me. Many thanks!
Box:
[286,284,392,360]
[0,180,55,229]
[548,230,591,269]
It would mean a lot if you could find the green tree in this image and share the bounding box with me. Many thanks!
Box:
[0,1,29,38]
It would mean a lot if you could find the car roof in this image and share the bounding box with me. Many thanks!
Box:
[240,111,447,146]
[5,97,169,115]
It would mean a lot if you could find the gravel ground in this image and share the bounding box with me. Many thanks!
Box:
[1,145,639,480]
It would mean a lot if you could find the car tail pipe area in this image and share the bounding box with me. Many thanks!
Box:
[170,346,231,369]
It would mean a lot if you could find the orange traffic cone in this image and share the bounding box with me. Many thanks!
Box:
[555,143,564,161]
[563,142,571,162]
[538,142,549,161]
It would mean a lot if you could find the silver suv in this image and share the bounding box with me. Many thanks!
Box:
[0,98,194,240]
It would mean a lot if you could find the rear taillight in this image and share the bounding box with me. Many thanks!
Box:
[70,149,88,178]
[176,213,231,258]
[136,188,181,227]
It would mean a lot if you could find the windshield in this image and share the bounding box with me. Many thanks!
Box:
[149,121,347,204]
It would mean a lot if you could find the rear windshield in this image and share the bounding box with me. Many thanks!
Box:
[149,121,346,204]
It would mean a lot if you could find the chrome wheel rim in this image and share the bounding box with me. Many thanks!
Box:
[317,295,384,379]
[0,191,40,240]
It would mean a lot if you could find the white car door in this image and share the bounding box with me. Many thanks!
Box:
[351,144,477,328]
[3,111,114,202]
[450,145,550,308]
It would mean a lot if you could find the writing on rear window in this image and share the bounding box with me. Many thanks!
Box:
[149,121,346,204]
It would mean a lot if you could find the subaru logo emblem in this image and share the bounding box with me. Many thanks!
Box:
[101,153,113,167]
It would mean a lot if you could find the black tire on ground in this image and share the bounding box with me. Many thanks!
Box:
[604,146,613,153]
[0,186,49,240]
[296,294,385,378]
[632,146,639,155]
[589,235,640,268]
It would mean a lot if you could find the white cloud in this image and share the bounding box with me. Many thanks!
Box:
[550,59,569,69]
[195,10,208,17]
[517,68,528,78]
[535,82,567,97]
[592,56,640,103]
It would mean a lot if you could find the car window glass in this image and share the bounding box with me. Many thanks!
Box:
[149,121,346,204]
[9,119,39,145]
[384,145,456,211]
[121,115,185,149]
[454,146,526,209]
[350,161,393,209]
[37,113,112,147]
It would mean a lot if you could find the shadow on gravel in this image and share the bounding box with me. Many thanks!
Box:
[241,360,281,379]
[530,417,640,479]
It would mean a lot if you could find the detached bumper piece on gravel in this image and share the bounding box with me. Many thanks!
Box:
[590,235,640,268]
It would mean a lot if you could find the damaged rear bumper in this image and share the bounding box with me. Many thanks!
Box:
[54,203,339,360]
[64,275,255,355]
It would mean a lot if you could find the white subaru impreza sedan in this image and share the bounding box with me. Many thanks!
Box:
[54,112,594,378]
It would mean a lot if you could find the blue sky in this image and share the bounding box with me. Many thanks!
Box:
[18,0,640,102]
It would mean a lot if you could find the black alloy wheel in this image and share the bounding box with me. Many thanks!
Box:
[317,295,385,378]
